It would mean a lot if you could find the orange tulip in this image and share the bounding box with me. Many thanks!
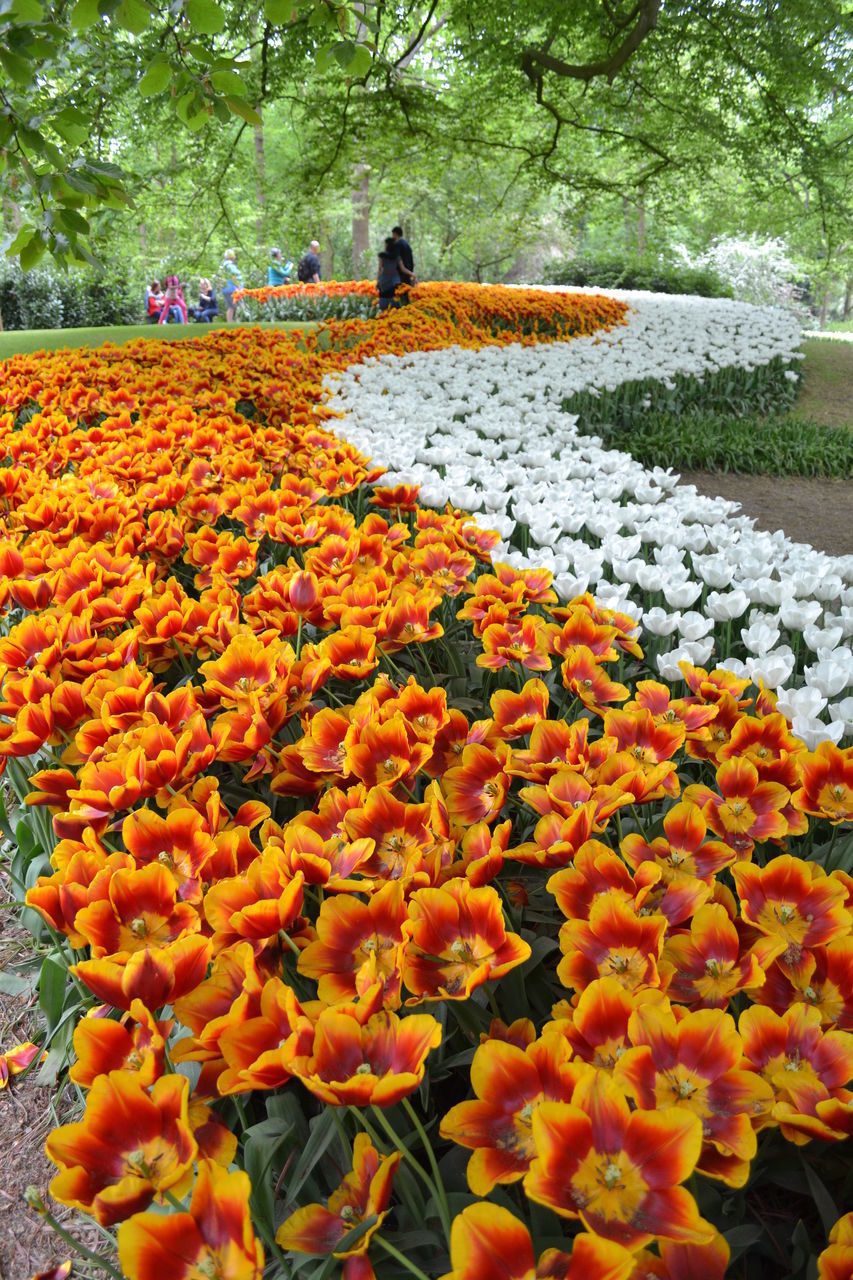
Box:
[402,880,530,1002]
[70,1000,170,1088]
[298,881,410,1007]
[524,1072,713,1249]
[438,1202,634,1280]
[46,1071,197,1226]
[684,757,790,857]
[662,902,779,1009]
[739,1003,853,1143]
[614,1003,772,1187]
[792,741,853,823]
[439,1030,584,1193]
[817,1212,853,1280]
[733,855,851,962]
[276,1133,400,1259]
[117,1159,264,1280]
[286,1003,442,1106]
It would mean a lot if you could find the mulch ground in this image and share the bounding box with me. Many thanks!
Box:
[0,868,114,1280]
[678,470,853,559]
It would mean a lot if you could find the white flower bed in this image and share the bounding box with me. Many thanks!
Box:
[328,292,852,746]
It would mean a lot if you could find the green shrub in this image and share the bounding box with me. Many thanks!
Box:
[597,408,853,478]
[0,262,139,330]
[545,256,732,298]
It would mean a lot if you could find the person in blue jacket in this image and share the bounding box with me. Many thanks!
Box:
[268,248,292,286]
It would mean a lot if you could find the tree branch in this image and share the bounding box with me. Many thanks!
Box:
[521,0,661,85]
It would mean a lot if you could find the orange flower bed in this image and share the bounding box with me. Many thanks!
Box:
[0,284,850,1280]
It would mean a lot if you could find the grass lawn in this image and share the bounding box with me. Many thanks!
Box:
[793,338,853,428]
[0,320,316,360]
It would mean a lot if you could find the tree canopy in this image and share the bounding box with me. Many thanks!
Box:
[1,0,851,279]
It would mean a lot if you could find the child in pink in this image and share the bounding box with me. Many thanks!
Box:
[158,276,188,324]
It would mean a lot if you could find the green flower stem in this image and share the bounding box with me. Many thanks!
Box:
[24,1188,124,1280]
[371,1105,450,1243]
[401,1096,452,1244]
[374,1233,435,1280]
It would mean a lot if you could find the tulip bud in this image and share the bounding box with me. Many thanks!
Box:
[288,570,318,614]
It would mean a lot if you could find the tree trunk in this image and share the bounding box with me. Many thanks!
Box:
[843,276,852,321]
[622,197,632,252]
[254,115,266,248]
[820,289,830,329]
[637,189,646,257]
[351,165,370,277]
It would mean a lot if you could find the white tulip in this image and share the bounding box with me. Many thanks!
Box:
[779,599,823,630]
[805,658,852,699]
[741,620,780,656]
[828,697,853,735]
[643,607,682,636]
[554,571,591,601]
[745,649,796,689]
[775,685,828,721]
[663,581,703,609]
[790,715,844,749]
[718,657,749,678]
[676,610,715,640]
[705,590,750,622]
[803,625,844,653]
[694,556,734,589]
[656,648,691,681]
[680,636,715,665]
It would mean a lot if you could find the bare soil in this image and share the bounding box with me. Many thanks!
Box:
[0,868,113,1280]
[678,471,853,559]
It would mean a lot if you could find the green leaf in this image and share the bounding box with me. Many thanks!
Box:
[51,107,89,146]
[175,89,199,123]
[19,231,47,270]
[138,57,172,96]
[116,0,148,31]
[55,206,90,234]
[801,1160,839,1236]
[287,1107,338,1201]
[223,95,262,125]
[344,43,372,77]
[185,0,225,34]
[264,0,295,21]
[209,68,245,94]
[0,970,34,997]
[331,39,355,69]
[9,0,45,21]
[71,0,101,29]
[243,1119,292,1237]
[38,955,66,1033]
[0,47,33,83]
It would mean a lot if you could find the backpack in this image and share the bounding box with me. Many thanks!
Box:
[297,255,312,283]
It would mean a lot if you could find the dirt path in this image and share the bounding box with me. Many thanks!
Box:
[678,470,853,559]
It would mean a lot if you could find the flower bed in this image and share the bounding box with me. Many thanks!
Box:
[234,280,381,323]
[0,284,851,1280]
[331,292,851,748]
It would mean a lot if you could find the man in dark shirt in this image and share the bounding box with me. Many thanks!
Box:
[299,240,322,283]
[391,226,416,284]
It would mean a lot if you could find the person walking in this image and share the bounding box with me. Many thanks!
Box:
[268,248,291,287]
[391,225,417,286]
[376,249,402,312]
[297,240,322,283]
[220,248,243,321]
